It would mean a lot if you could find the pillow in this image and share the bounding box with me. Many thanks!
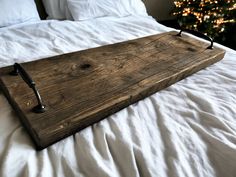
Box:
[67,0,148,21]
[0,0,40,27]
[122,0,148,16]
[42,0,72,20]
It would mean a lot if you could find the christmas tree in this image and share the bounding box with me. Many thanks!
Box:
[172,0,236,38]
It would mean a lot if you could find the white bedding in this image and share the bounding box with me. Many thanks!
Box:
[0,15,236,177]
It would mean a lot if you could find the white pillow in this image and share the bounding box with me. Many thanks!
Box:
[67,0,148,21]
[42,0,72,20]
[122,0,148,16]
[0,0,40,27]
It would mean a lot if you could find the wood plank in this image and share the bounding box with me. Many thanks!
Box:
[0,31,225,149]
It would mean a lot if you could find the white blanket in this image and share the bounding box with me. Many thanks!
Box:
[0,15,236,177]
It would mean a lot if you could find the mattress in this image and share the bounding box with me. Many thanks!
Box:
[0,15,236,177]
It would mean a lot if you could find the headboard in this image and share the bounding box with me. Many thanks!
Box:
[35,0,47,19]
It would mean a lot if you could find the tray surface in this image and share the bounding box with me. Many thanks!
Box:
[0,31,225,149]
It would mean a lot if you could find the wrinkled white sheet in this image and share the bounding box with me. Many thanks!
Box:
[0,15,236,177]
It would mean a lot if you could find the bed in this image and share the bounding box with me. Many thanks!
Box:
[0,1,236,177]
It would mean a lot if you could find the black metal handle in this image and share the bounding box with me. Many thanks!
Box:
[10,63,46,113]
[177,29,213,49]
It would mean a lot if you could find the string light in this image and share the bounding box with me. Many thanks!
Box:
[172,0,236,37]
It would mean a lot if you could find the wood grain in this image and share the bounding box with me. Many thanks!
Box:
[0,31,225,149]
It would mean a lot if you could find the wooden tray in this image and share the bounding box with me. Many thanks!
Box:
[0,31,225,150]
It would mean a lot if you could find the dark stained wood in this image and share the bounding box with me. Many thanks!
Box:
[0,31,225,149]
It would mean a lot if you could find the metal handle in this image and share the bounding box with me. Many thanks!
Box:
[10,63,46,113]
[177,29,213,49]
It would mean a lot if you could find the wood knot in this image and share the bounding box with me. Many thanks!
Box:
[80,63,91,70]
[187,47,196,52]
